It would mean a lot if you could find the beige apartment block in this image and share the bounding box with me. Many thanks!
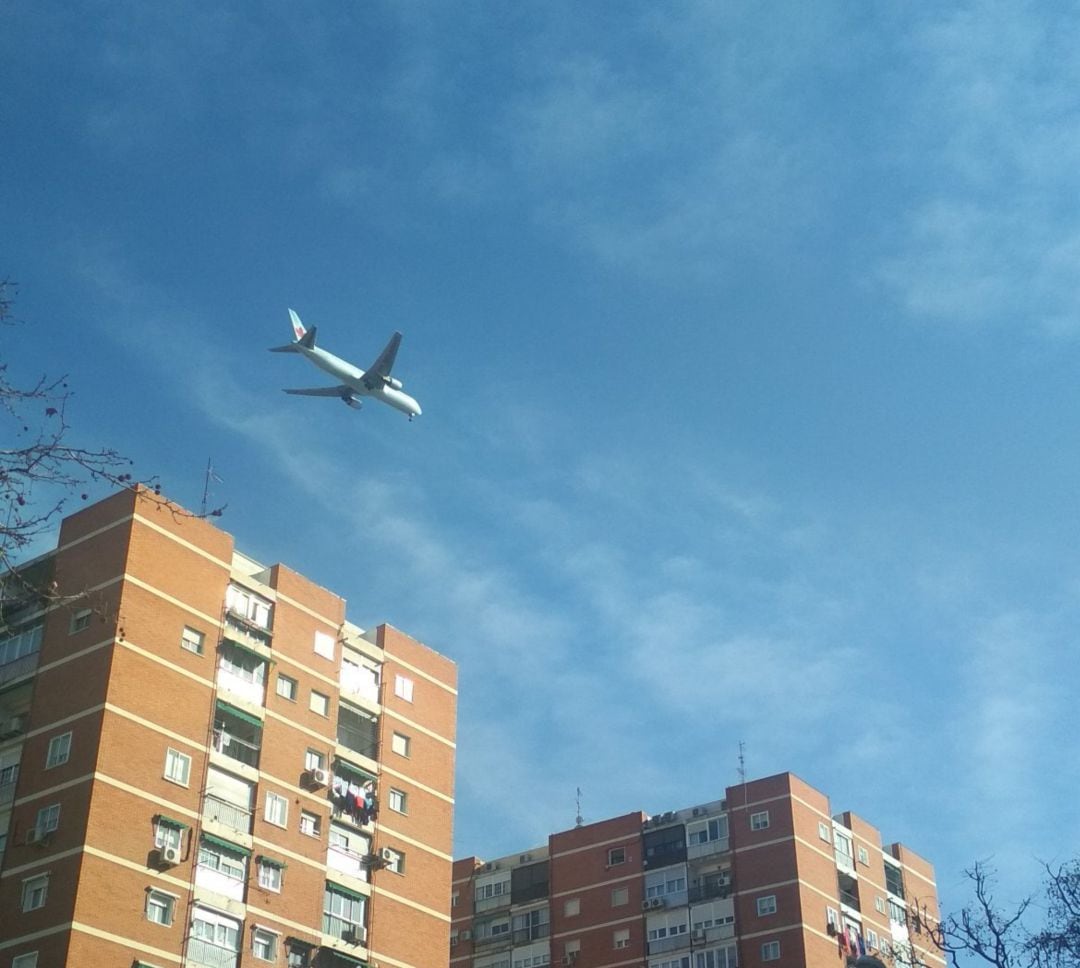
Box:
[0,487,457,968]
[453,772,941,968]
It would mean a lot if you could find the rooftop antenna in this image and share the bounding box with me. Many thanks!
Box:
[201,458,223,517]
[575,787,584,828]
[738,740,748,808]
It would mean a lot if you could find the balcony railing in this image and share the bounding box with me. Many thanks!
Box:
[337,724,378,760]
[474,893,512,913]
[512,924,550,945]
[202,794,252,834]
[840,890,861,911]
[211,730,261,769]
[322,914,365,942]
[648,932,692,955]
[0,651,38,687]
[328,844,369,881]
[187,937,238,968]
[689,883,732,903]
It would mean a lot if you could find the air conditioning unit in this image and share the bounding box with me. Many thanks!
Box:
[159,844,182,866]
[482,862,494,872]
[692,929,706,941]
[662,811,676,822]
[308,767,330,787]
[380,847,396,862]
[641,899,653,911]
[692,807,704,817]
[520,853,533,863]
[25,827,46,846]
[0,715,25,739]
[342,928,364,945]
[649,897,665,909]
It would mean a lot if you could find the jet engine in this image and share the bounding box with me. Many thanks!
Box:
[385,376,404,391]
[342,393,363,410]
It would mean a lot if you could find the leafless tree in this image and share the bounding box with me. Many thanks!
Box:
[920,860,1079,968]
[0,279,147,575]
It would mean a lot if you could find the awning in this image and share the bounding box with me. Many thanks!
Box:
[155,815,190,829]
[321,949,368,967]
[333,759,376,783]
[201,832,251,857]
[216,700,263,729]
[326,881,366,903]
[256,854,287,869]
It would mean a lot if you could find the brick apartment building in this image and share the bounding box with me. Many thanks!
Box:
[0,487,457,968]
[451,773,941,968]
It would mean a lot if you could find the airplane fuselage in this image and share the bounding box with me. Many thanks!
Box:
[299,345,422,418]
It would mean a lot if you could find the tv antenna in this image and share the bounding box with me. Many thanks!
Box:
[575,787,584,828]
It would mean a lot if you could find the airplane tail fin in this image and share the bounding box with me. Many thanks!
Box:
[269,309,318,352]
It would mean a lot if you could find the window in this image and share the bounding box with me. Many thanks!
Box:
[646,870,687,899]
[253,927,279,961]
[154,818,185,851]
[70,608,92,633]
[761,941,781,961]
[310,690,329,716]
[21,874,48,911]
[888,899,906,923]
[11,954,38,968]
[276,674,298,701]
[757,894,777,916]
[314,630,335,659]
[323,883,366,940]
[287,942,314,968]
[164,747,191,786]
[858,845,870,866]
[191,911,241,959]
[688,815,728,846]
[475,878,510,902]
[305,748,326,771]
[35,803,60,834]
[258,858,284,892]
[146,889,176,925]
[388,788,408,814]
[750,810,769,830]
[875,895,886,914]
[226,584,272,630]
[819,821,831,841]
[197,840,248,881]
[45,732,72,768]
[564,897,580,917]
[384,847,405,874]
[265,791,288,827]
[867,929,879,950]
[391,732,411,757]
[885,862,906,898]
[827,907,839,928]
[300,810,321,836]
[608,846,626,865]
[835,831,853,859]
[613,928,630,949]
[394,674,414,702]
[696,946,737,968]
[181,626,205,654]
[611,886,629,907]
[565,940,581,957]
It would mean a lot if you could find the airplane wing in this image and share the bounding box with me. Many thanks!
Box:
[283,386,350,397]
[361,332,403,389]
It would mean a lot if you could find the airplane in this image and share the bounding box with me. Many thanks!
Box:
[270,309,422,420]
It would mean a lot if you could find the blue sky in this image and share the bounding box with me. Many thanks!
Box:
[4,1,1079,917]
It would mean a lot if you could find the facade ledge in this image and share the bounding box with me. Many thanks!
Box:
[192,883,247,920]
[334,744,379,776]
[209,748,259,784]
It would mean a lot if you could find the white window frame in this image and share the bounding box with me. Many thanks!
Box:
[11,954,39,968]
[70,608,92,633]
[146,888,177,925]
[819,820,831,841]
[394,674,414,702]
[181,626,205,654]
[253,926,279,961]
[757,894,777,916]
[313,630,335,660]
[750,810,770,830]
[611,886,629,906]
[391,731,411,757]
[309,690,329,716]
[761,940,781,961]
[858,845,870,865]
[45,732,72,769]
[613,928,630,949]
[384,847,405,874]
[154,820,184,851]
[608,846,626,865]
[276,673,298,701]
[36,803,60,834]
[875,895,887,914]
[300,810,320,836]
[164,747,192,786]
[265,791,289,827]
[305,748,326,771]
[388,788,408,814]
[564,897,580,917]
[21,874,48,911]
[258,859,284,892]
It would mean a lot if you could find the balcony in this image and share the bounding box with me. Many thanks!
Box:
[187,937,238,968]
[0,765,18,807]
[211,730,260,769]
[0,652,38,688]
[648,931,692,955]
[337,706,379,760]
[322,914,366,944]
[340,662,380,706]
[840,890,861,911]
[212,703,262,770]
[689,882,732,903]
[328,843,370,882]
[202,794,252,835]
[475,892,511,914]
